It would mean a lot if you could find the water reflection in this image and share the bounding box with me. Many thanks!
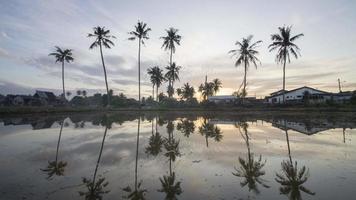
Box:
[199,118,223,147]
[41,119,67,179]
[176,119,195,138]
[275,121,315,200]
[145,117,164,157]
[79,119,110,200]
[232,122,269,194]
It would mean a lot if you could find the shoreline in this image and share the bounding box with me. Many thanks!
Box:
[1,105,356,116]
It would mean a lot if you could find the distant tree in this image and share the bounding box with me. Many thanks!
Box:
[82,90,87,97]
[88,26,116,106]
[158,92,166,102]
[147,66,165,101]
[66,91,72,97]
[76,90,82,96]
[212,78,222,95]
[177,83,195,100]
[165,62,181,98]
[199,82,214,101]
[269,26,304,104]
[129,21,152,107]
[49,46,74,100]
[229,35,262,103]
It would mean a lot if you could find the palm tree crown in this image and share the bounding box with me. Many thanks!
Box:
[88,26,115,49]
[229,35,262,69]
[148,66,165,101]
[160,27,181,55]
[49,47,74,63]
[212,78,222,95]
[128,21,151,43]
[268,26,304,64]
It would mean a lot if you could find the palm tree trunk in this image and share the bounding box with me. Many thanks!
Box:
[168,48,173,98]
[61,62,65,100]
[138,39,142,108]
[156,85,159,101]
[242,60,247,104]
[135,119,140,190]
[99,43,110,107]
[152,84,155,100]
[283,55,286,104]
[284,121,292,163]
[55,119,64,163]
[93,126,108,185]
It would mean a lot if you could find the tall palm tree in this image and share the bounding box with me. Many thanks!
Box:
[41,119,67,179]
[232,122,269,194]
[88,26,116,106]
[49,47,74,100]
[275,120,315,199]
[79,125,110,199]
[147,67,156,99]
[165,62,181,97]
[212,78,222,95]
[160,27,181,67]
[129,21,152,107]
[269,26,304,104]
[229,35,262,102]
[198,82,214,101]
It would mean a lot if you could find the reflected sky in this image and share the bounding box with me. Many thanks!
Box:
[0,112,355,199]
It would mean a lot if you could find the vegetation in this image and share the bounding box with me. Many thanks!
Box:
[165,62,182,98]
[88,26,116,106]
[49,47,74,100]
[129,21,152,106]
[269,26,304,104]
[147,66,165,101]
[229,35,262,102]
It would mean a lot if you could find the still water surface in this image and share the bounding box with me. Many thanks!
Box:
[0,112,355,200]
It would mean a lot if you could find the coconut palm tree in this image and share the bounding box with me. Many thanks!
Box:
[147,67,156,99]
[147,66,165,101]
[41,119,67,179]
[198,82,214,101]
[129,21,152,107]
[177,83,195,100]
[269,26,304,104]
[123,118,147,199]
[160,27,181,67]
[79,125,110,199]
[229,35,262,102]
[212,78,222,95]
[49,47,74,100]
[88,26,116,106]
[165,62,181,98]
[232,122,269,194]
[275,121,315,199]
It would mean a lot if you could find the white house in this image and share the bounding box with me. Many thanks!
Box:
[266,86,330,104]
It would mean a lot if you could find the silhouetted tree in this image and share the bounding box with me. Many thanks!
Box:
[269,26,304,104]
[212,78,222,95]
[229,35,262,103]
[147,66,165,101]
[199,82,214,101]
[129,21,152,107]
[165,62,181,98]
[177,83,195,100]
[177,119,195,137]
[88,26,116,106]
[49,47,74,100]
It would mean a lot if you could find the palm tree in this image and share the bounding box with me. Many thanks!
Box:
[49,47,74,100]
[160,27,181,67]
[269,26,304,104]
[229,35,262,102]
[88,26,116,106]
[123,118,147,199]
[177,83,195,100]
[147,66,165,101]
[129,21,152,107]
[212,78,222,95]
[147,67,156,99]
[275,120,315,199]
[198,82,214,101]
[79,125,110,199]
[41,119,67,179]
[165,62,181,98]
[232,122,269,194]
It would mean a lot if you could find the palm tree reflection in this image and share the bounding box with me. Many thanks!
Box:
[79,124,110,199]
[123,118,147,199]
[158,120,182,199]
[198,119,223,147]
[232,122,269,194]
[41,119,67,180]
[275,121,315,200]
[176,119,195,138]
[145,117,164,157]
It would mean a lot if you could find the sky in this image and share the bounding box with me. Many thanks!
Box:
[0,0,356,99]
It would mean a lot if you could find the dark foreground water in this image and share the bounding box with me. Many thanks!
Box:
[0,112,355,200]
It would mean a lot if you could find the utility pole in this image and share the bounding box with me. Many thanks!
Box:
[338,78,342,93]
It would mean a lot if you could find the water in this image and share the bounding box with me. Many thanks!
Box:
[0,112,355,200]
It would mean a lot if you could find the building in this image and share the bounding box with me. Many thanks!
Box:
[266,86,330,104]
[33,90,65,106]
[207,95,238,104]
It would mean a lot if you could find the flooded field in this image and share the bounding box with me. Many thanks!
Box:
[0,112,355,200]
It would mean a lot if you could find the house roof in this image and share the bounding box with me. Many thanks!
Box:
[267,86,330,98]
[34,90,56,100]
[208,95,237,100]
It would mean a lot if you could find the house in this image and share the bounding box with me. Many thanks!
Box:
[331,91,353,103]
[33,90,65,105]
[207,95,238,104]
[266,86,330,104]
